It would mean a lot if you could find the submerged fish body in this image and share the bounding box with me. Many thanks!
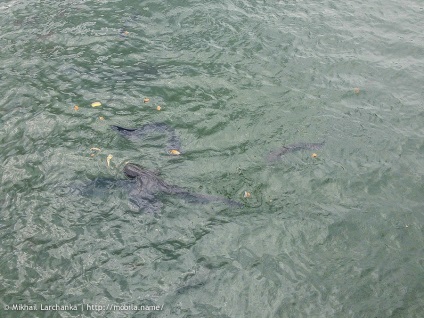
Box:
[124,162,175,194]
[111,122,181,153]
[124,163,243,212]
[267,142,325,162]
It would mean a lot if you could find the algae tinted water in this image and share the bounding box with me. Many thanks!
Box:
[1,0,423,317]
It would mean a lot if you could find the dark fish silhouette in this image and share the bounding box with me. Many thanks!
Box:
[267,142,325,162]
[111,122,181,153]
[73,124,242,212]
[123,163,242,213]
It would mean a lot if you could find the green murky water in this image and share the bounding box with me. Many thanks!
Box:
[1,0,423,317]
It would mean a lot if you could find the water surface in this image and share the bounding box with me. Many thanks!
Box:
[1,0,423,317]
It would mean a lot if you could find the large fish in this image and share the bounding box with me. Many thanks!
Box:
[111,122,181,153]
[123,163,243,212]
[267,142,325,162]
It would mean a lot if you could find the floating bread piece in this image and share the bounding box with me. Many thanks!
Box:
[91,101,102,107]
[156,106,161,111]
[243,191,251,198]
[311,153,318,158]
[107,154,113,167]
[143,98,150,103]
[73,105,79,111]
[168,149,181,155]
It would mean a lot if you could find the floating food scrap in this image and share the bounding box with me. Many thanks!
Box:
[156,105,161,111]
[99,116,105,120]
[91,101,102,107]
[73,105,79,111]
[243,191,251,198]
[107,154,113,167]
[311,153,318,158]
[90,147,100,157]
[354,87,360,94]
[143,98,150,103]
[168,149,181,156]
